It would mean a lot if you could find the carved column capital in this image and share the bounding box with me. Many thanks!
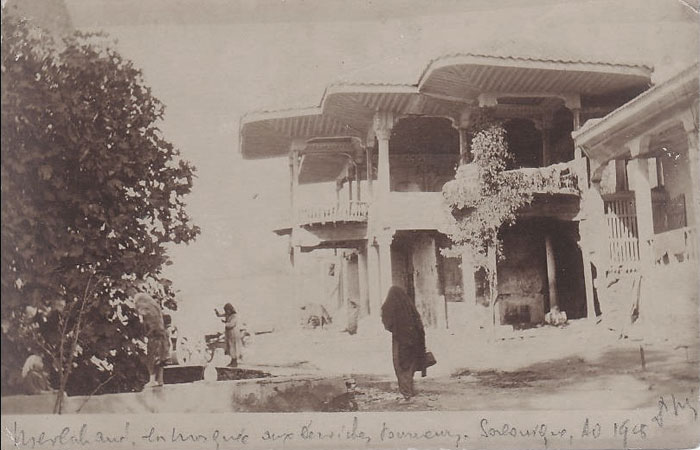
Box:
[374,228,395,246]
[477,93,498,108]
[562,94,581,111]
[457,108,477,129]
[373,111,395,141]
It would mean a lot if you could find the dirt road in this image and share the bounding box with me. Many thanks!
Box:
[354,343,699,411]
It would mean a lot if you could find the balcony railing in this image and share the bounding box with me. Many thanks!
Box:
[504,161,581,195]
[445,160,582,209]
[603,192,641,270]
[297,201,369,225]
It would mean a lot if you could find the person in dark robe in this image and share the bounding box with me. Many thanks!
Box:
[381,286,426,400]
[134,293,170,387]
[215,303,242,367]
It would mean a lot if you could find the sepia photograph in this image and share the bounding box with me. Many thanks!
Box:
[1,0,699,449]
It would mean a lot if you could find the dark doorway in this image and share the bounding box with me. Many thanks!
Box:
[550,221,587,319]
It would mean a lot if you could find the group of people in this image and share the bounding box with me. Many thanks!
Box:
[135,286,425,401]
[20,286,426,402]
[131,295,246,387]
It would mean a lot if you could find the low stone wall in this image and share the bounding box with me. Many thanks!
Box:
[1,376,347,414]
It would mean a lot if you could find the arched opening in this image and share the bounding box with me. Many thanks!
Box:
[388,116,460,192]
[504,118,542,169]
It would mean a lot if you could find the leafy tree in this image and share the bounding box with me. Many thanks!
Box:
[442,111,533,327]
[1,17,199,411]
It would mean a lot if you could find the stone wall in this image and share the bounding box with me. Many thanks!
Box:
[0,376,348,414]
[411,234,442,328]
[390,232,444,328]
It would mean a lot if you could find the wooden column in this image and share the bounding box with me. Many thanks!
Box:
[373,111,394,199]
[341,252,352,311]
[366,146,374,199]
[289,140,305,306]
[681,108,700,231]
[565,94,582,158]
[288,152,296,267]
[545,234,559,311]
[335,179,341,207]
[377,232,394,304]
[580,177,607,319]
[358,247,369,316]
[355,161,361,202]
[582,258,596,318]
[367,240,381,316]
[536,114,553,166]
[458,109,474,165]
[290,150,301,225]
[630,156,654,267]
[541,127,551,166]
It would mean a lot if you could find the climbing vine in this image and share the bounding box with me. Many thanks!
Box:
[442,110,534,326]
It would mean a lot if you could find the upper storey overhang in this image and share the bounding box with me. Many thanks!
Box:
[573,62,699,165]
[240,53,652,160]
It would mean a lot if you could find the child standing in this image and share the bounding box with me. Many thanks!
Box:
[215,303,242,367]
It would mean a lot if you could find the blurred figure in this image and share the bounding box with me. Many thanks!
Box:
[346,299,359,335]
[134,293,170,388]
[381,286,426,401]
[21,355,52,395]
[163,314,178,364]
[215,303,242,367]
[300,303,332,329]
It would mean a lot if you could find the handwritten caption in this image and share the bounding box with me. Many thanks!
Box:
[4,392,697,449]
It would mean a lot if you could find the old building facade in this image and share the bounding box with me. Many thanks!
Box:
[240,55,697,331]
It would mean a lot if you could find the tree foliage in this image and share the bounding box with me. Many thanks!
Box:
[1,16,200,402]
[442,112,534,325]
[443,114,533,260]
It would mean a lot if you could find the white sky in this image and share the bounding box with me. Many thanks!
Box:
[52,0,698,335]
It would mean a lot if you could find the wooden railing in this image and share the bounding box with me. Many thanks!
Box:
[504,160,581,195]
[603,191,641,269]
[297,201,369,225]
[603,189,696,270]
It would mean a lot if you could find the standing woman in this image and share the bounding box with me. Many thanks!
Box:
[215,303,242,367]
[381,286,425,400]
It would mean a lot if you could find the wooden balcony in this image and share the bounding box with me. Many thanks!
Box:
[297,201,369,226]
[503,160,582,195]
[444,159,583,212]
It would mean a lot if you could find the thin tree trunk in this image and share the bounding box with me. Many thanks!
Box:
[53,273,96,414]
[488,242,499,330]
